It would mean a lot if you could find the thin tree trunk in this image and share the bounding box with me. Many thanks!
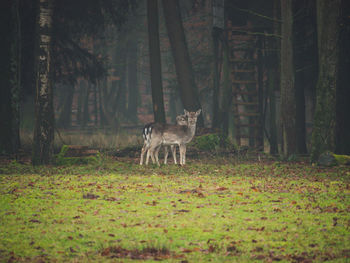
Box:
[162,0,203,126]
[293,0,308,154]
[82,83,90,127]
[219,31,231,140]
[32,0,54,165]
[311,0,341,162]
[93,83,98,126]
[211,27,222,129]
[268,70,278,154]
[76,81,84,125]
[147,0,166,123]
[335,0,350,155]
[127,36,139,123]
[280,0,296,156]
[0,0,21,155]
[57,85,74,128]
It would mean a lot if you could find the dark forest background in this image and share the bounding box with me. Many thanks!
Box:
[0,0,349,165]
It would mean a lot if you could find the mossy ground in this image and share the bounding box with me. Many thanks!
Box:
[0,156,349,262]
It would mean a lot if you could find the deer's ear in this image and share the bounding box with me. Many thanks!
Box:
[195,109,201,116]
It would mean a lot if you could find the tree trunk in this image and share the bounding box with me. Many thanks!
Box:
[57,85,74,128]
[127,36,139,123]
[335,0,350,155]
[267,0,280,155]
[311,0,341,162]
[267,70,278,154]
[211,27,222,129]
[147,0,166,124]
[280,0,296,156]
[0,0,21,155]
[32,0,54,165]
[219,32,231,140]
[293,0,309,155]
[162,0,203,126]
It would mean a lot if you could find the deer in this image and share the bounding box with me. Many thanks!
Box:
[140,114,187,165]
[140,109,201,166]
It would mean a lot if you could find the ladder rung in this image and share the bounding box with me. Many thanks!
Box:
[235,102,259,105]
[232,80,256,84]
[232,69,256,73]
[232,90,258,96]
[230,59,255,63]
[234,112,260,117]
[235,124,260,127]
[236,135,257,139]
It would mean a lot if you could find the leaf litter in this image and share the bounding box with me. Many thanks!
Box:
[0,158,349,262]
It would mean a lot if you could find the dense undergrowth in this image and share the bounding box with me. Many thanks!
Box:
[0,155,349,262]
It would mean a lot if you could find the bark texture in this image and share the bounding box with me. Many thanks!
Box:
[147,0,166,123]
[311,0,340,162]
[280,0,296,156]
[162,0,203,126]
[32,0,54,165]
[0,0,21,154]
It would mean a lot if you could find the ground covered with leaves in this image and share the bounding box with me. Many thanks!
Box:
[0,156,349,262]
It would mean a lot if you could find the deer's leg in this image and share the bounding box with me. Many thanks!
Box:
[179,144,185,165]
[164,146,169,164]
[171,145,177,164]
[154,145,161,166]
[183,145,187,165]
[146,149,151,165]
[150,148,156,164]
[140,142,147,165]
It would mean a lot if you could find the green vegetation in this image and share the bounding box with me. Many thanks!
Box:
[0,157,349,262]
[190,133,235,152]
[55,145,101,166]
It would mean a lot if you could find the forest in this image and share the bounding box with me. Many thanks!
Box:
[0,0,350,262]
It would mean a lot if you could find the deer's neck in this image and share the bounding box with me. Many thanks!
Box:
[183,123,196,142]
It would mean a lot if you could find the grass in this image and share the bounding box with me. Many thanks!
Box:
[0,156,349,262]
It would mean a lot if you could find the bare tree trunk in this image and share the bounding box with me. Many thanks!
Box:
[335,0,350,155]
[311,0,341,162]
[147,0,166,123]
[0,0,21,155]
[211,27,222,129]
[32,0,54,165]
[162,0,203,126]
[127,36,139,123]
[57,85,74,128]
[82,83,90,127]
[280,0,296,156]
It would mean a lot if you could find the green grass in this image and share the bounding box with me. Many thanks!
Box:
[0,157,349,262]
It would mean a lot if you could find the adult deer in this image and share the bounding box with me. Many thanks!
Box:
[140,109,201,166]
[140,114,187,165]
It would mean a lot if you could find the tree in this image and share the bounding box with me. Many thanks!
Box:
[335,0,350,155]
[0,0,21,155]
[280,0,296,156]
[147,0,166,123]
[162,0,203,126]
[32,0,55,165]
[311,0,341,162]
[127,33,139,123]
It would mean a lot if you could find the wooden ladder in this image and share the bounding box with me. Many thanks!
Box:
[228,29,264,150]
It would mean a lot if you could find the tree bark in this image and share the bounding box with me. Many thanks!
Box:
[162,0,203,126]
[0,0,21,155]
[280,0,296,156]
[127,36,139,123]
[32,0,54,165]
[57,85,74,128]
[335,0,350,155]
[147,0,166,123]
[311,0,341,161]
[211,27,222,129]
